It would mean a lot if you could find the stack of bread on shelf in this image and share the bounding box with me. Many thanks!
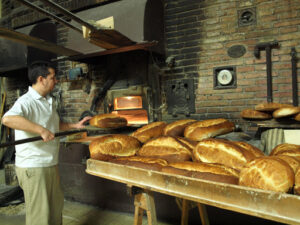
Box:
[88,116,300,195]
[241,102,300,121]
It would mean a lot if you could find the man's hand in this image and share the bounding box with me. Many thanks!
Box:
[75,116,92,129]
[40,128,55,142]
[59,116,92,131]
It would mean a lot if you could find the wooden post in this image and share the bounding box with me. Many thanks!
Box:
[181,199,210,225]
[133,189,158,225]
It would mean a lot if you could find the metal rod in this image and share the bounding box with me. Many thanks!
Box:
[266,46,273,103]
[15,0,82,34]
[0,129,87,148]
[291,47,298,106]
[38,0,98,32]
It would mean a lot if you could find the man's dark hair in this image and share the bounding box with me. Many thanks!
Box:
[28,61,54,84]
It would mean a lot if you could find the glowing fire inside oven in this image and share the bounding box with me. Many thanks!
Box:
[112,96,148,125]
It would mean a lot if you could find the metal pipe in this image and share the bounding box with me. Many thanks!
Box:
[266,46,273,103]
[291,47,298,106]
[38,0,98,32]
[15,0,82,34]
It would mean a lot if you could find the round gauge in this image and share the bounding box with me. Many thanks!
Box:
[217,70,233,85]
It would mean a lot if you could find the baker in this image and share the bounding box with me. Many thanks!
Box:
[1,61,91,225]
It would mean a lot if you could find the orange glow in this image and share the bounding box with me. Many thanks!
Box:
[114,96,143,110]
[112,109,148,125]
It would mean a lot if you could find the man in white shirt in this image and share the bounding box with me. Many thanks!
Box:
[2,62,90,225]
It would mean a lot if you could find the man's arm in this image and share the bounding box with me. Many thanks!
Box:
[1,115,55,142]
[59,116,91,131]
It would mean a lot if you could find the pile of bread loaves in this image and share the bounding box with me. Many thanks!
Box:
[89,116,300,195]
[241,102,300,121]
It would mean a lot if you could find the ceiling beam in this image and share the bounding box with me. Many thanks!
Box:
[0,27,82,56]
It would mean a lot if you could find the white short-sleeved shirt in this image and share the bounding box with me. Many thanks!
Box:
[3,86,60,168]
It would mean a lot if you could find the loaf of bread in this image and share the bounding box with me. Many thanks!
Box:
[233,141,264,157]
[110,156,168,171]
[89,134,141,161]
[273,155,300,173]
[193,138,256,170]
[270,143,300,159]
[137,136,192,163]
[295,113,300,121]
[89,114,127,128]
[176,137,198,153]
[255,102,291,112]
[273,107,300,119]
[239,157,295,193]
[163,119,197,136]
[131,121,166,143]
[184,118,235,141]
[295,168,300,195]
[161,161,239,184]
[241,109,272,120]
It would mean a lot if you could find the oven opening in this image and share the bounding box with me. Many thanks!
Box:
[111,96,148,125]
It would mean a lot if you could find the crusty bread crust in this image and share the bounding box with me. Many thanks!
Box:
[270,143,300,156]
[161,161,239,184]
[255,102,291,112]
[110,156,168,171]
[241,109,272,119]
[233,141,264,158]
[89,134,141,160]
[239,157,295,193]
[131,121,167,143]
[273,107,300,119]
[176,137,198,152]
[193,138,256,170]
[295,168,300,195]
[89,114,127,128]
[184,118,235,141]
[295,113,300,121]
[163,119,197,136]
[273,155,300,173]
[137,136,192,163]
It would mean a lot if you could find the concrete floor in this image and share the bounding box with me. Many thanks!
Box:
[0,200,173,225]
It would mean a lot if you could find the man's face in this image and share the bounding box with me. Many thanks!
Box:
[42,68,57,93]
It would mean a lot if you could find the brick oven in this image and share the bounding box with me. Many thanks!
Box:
[1,0,300,224]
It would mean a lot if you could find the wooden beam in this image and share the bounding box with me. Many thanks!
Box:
[0,27,81,56]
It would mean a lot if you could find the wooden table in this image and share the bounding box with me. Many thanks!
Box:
[86,159,300,225]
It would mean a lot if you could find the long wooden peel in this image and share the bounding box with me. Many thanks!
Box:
[0,129,87,148]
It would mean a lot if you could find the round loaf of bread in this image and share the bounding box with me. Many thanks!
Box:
[137,136,192,163]
[161,161,239,184]
[270,143,300,160]
[273,155,300,173]
[131,121,167,143]
[233,141,264,157]
[184,118,235,141]
[89,114,127,128]
[255,102,291,112]
[294,113,300,121]
[110,156,168,171]
[295,168,300,195]
[239,157,295,193]
[89,134,141,160]
[273,107,300,119]
[241,109,272,120]
[193,138,256,170]
[163,119,197,136]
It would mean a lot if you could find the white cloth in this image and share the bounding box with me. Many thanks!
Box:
[3,86,60,168]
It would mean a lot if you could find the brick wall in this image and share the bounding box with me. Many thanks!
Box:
[163,0,300,133]
[1,0,300,133]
